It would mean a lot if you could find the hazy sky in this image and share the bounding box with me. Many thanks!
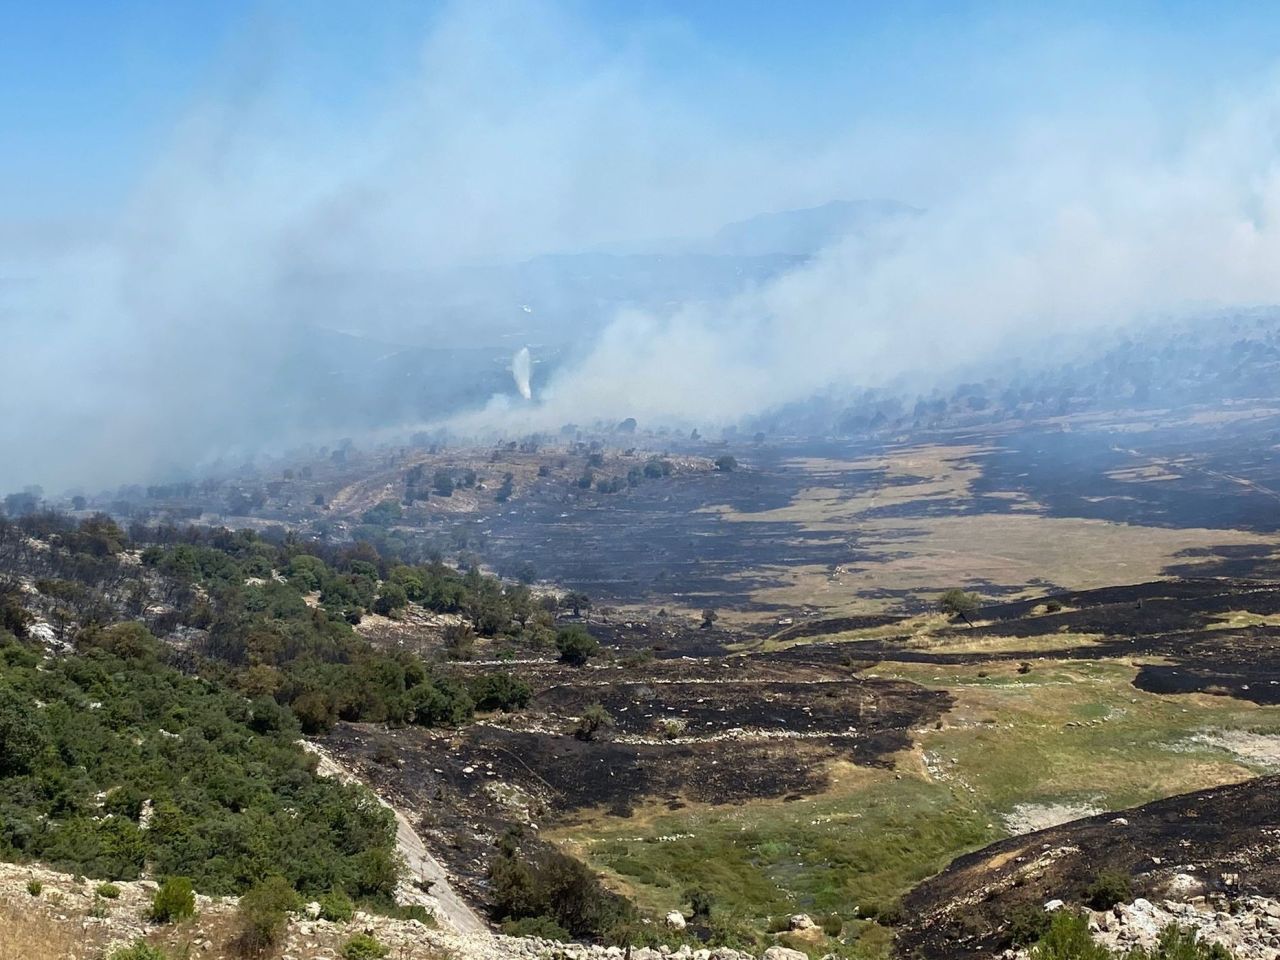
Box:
[8,1,1280,227]
[7,1,1280,492]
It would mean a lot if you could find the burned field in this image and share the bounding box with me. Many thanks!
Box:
[320,655,951,909]
[236,399,1280,950]
[769,578,1280,705]
[319,571,1280,942]
[896,775,1280,960]
[469,405,1280,622]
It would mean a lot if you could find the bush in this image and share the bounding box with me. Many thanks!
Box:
[342,933,389,960]
[318,888,355,923]
[556,626,599,666]
[26,879,42,897]
[372,582,408,616]
[1030,910,1111,960]
[96,882,122,899]
[1085,869,1133,910]
[818,913,844,937]
[574,703,615,742]
[713,455,737,472]
[443,622,477,660]
[489,844,629,938]
[1134,924,1233,959]
[381,903,436,925]
[1008,903,1052,946]
[686,887,714,920]
[108,942,170,960]
[939,588,980,619]
[502,915,572,941]
[234,876,300,954]
[469,672,533,712]
[150,877,195,923]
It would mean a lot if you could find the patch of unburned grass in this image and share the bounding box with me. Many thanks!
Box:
[555,768,992,927]
[899,631,1104,655]
[1209,610,1280,628]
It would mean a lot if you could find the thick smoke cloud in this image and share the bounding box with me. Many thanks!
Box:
[5,1,1280,491]
[465,89,1280,433]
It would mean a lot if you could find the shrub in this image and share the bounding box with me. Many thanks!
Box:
[939,588,980,619]
[96,882,122,899]
[502,915,572,941]
[1008,903,1052,946]
[342,933,389,960]
[443,622,477,660]
[1135,924,1233,959]
[489,844,629,938]
[372,582,408,616]
[1085,869,1133,910]
[1045,599,1064,613]
[713,455,737,472]
[26,879,42,897]
[382,903,436,925]
[556,626,599,666]
[108,943,170,960]
[234,876,300,954]
[686,887,714,920]
[469,672,533,712]
[318,888,355,923]
[1030,910,1111,960]
[574,703,615,742]
[150,876,195,923]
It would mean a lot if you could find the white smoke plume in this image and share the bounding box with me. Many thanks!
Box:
[511,347,533,401]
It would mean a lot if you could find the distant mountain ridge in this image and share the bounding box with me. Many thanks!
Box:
[702,198,921,257]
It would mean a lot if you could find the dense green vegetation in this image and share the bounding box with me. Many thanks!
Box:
[490,831,632,939]
[0,510,548,738]
[0,626,397,898]
[0,509,562,902]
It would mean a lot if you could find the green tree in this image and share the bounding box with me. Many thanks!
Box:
[561,591,591,617]
[372,582,409,617]
[939,588,980,621]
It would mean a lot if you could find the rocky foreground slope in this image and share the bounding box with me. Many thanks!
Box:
[0,861,809,960]
[897,774,1280,959]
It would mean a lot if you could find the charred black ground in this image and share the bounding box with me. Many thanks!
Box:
[896,775,1280,960]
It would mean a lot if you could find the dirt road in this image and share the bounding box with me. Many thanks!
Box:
[302,741,490,937]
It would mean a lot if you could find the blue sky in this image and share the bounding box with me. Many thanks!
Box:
[7,1,1280,224]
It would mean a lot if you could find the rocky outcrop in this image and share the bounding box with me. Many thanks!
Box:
[1090,895,1280,959]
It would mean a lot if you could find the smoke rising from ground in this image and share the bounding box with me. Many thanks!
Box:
[511,347,533,401]
[5,2,1280,491]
